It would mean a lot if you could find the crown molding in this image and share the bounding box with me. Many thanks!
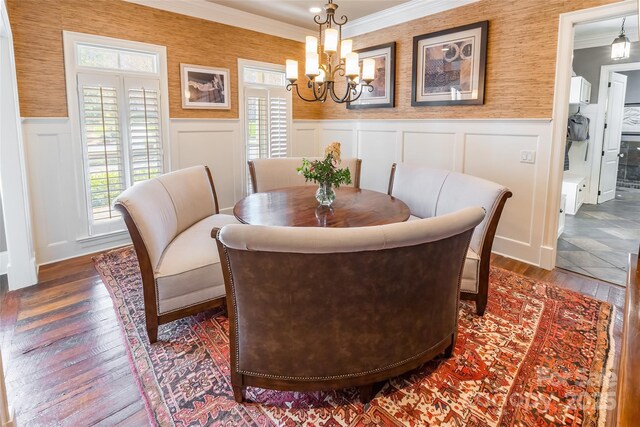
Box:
[574,31,638,50]
[122,0,309,42]
[342,0,481,39]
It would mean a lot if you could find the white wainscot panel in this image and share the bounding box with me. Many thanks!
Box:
[402,132,456,170]
[170,120,241,215]
[357,130,397,192]
[23,118,131,265]
[291,123,319,157]
[321,128,356,158]
[463,133,539,259]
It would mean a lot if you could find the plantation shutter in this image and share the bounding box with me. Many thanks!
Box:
[77,73,125,223]
[245,87,290,194]
[269,93,288,158]
[246,88,269,162]
[124,78,164,184]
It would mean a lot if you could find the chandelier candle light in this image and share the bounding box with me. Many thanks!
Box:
[285,0,376,104]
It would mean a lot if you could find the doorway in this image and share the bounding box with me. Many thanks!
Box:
[555,14,640,286]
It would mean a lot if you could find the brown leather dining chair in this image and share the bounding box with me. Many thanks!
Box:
[213,206,485,403]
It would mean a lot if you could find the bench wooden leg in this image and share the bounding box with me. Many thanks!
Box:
[359,382,384,404]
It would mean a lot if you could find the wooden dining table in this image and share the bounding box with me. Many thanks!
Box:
[233,186,410,227]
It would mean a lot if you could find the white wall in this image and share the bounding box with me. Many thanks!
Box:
[293,119,555,267]
[24,116,555,269]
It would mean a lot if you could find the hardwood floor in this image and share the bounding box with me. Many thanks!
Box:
[0,250,627,426]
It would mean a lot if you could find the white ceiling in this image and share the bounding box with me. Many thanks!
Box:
[205,0,411,30]
[574,14,638,49]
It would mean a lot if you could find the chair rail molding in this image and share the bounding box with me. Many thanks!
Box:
[0,0,38,290]
[292,118,553,268]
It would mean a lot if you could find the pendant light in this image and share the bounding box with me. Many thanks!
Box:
[611,17,631,60]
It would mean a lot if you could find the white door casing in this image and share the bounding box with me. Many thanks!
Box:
[597,72,627,204]
[0,0,38,290]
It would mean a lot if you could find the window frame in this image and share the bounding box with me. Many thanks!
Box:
[63,31,171,239]
[238,59,292,196]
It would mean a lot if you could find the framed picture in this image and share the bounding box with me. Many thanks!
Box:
[411,21,488,106]
[347,42,395,109]
[181,63,230,109]
[623,104,640,133]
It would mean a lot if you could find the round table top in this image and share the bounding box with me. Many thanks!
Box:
[233,186,411,227]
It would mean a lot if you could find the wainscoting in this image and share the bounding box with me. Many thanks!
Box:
[22,117,554,268]
[293,119,555,267]
[22,117,250,266]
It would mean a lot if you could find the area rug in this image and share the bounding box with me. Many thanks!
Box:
[94,246,616,427]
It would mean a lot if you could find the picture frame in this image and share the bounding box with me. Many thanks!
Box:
[347,42,395,109]
[411,21,488,106]
[623,103,640,133]
[180,63,230,109]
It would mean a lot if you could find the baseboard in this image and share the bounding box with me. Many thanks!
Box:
[539,245,555,270]
[0,252,7,275]
[1,407,14,427]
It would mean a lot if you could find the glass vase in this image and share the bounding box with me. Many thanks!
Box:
[315,182,336,206]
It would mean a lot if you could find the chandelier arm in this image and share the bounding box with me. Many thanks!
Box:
[347,83,374,104]
[314,15,330,25]
[331,14,348,26]
[316,82,329,102]
[287,83,322,103]
[328,81,353,103]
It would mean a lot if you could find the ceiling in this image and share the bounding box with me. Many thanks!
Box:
[574,14,639,48]
[205,0,412,30]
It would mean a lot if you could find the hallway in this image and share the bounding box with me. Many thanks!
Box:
[557,187,640,285]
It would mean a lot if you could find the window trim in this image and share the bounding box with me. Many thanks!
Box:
[63,31,171,239]
[237,59,292,196]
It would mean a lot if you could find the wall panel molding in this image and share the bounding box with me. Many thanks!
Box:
[293,118,554,268]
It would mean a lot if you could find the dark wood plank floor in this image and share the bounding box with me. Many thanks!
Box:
[0,251,627,426]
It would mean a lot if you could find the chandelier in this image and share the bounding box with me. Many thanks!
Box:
[610,17,631,60]
[285,0,375,104]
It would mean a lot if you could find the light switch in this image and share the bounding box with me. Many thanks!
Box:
[520,150,536,164]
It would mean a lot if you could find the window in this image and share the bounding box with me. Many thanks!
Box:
[65,33,168,236]
[241,65,291,194]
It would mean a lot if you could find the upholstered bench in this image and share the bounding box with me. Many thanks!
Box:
[114,166,240,343]
[248,157,361,193]
[388,163,512,315]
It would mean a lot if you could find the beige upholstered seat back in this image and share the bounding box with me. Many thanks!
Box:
[250,157,360,193]
[390,163,449,219]
[114,166,216,269]
[436,172,509,254]
[390,163,510,254]
[219,206,485,253]
[157,166,217,234]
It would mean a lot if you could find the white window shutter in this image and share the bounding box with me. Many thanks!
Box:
[269,96,288,158]
[124,78,164,184]
[77,73,125,223]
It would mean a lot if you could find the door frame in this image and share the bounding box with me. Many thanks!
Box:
[543,0,636,270]
[588,64,639,204]
[0,0,38,290]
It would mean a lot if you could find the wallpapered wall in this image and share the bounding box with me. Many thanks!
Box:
[7,0,621,121]
[318,0,620,120]
[6,0,323,120]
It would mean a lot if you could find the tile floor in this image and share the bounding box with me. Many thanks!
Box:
[557,187,640,286]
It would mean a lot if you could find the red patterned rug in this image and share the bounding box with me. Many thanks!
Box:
[94,246,616,427]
